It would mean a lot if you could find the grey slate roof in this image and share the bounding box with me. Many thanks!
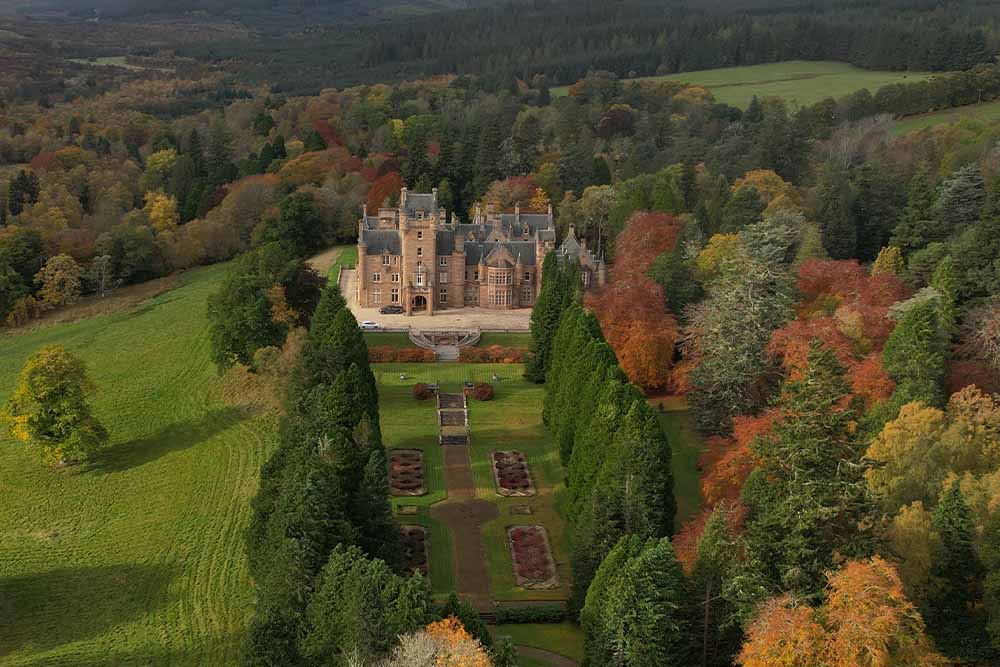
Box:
[362,230,402,255]
[404,193,436,213]
[436,230,455,255]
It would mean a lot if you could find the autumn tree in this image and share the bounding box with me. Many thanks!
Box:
[737,558,944,667]
[34,254,83,308]
[4,345,108,465]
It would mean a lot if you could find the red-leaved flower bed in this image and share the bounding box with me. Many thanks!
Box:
[508,526,555,582]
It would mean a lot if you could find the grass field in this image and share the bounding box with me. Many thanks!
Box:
[477,332,532,348]
[0,264,273,666]
[889,99,1000,136]
[495,623,585,662]
[553,60,932,109]
[364,331,415,348]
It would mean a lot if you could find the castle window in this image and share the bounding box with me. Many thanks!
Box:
[418,212,425,220]
[439,257,448,267]
[416,272,425,287]
[372,272,381,282]
[417,247,423,256]
[382,255,390,266]
[524,272,531,282]
[522,286,533,302]
[392,273,400,283]
[372,289,381,304]
[474,269,479,281]
[417,230,423,239]
[582,272,590,287]
[439,272,448,284]
[439,288,448,302]
[391,288,399,303]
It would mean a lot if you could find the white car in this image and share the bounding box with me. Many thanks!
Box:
[359,320,381,331]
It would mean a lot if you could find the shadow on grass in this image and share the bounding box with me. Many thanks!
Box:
[93,408,245,473]
[0,563,178,660]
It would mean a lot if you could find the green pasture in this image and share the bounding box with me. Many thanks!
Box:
[0,264,272,666]
[477,332,532,348]
[890,99,1000,136]
[553,60,932,109]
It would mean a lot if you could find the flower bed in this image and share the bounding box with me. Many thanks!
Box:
[389,449,425,496]
[507,525,558,589]
[400,525,429,576]
[459,345,526,363]
[368,346,436,362]
[491,450,535,497]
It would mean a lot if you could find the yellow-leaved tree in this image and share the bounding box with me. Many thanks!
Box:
[4,345,108,466]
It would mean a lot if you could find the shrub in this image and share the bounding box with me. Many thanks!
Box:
[368,346,435,362]
[413,383,435,400]
[471,383,494,401]
[458,345,526,363]
[493,604,567,624]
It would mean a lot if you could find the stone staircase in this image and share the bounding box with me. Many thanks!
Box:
[438,393,469,446]
[409,329,480,362]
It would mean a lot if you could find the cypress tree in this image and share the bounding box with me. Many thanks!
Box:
[525,251,564,383]
[582,535,645,667]
[588,538,691,667]
[882,290,950,407]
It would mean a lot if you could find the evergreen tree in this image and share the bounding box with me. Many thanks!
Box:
[882,290,950,408]
[303,130,327,152]
[933,163,986,239]
[584,537,690,667]
[525,252,568,383]
[439,593,492,648]
[950,174,1000,305]
[892,164,937,256]
[718,186,764,234]
[811,164,857,259]
[689,507,742,667]
[743,342,873,596]
[926,483,991,660]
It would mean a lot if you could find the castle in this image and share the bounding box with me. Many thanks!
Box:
[356,188,605,315]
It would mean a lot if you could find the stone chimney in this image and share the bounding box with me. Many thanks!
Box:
[400,186,408,209]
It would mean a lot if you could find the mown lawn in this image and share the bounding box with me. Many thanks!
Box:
[0,263,275,666]
[553,60,932,109]
[329,245,358,281]
[494,623,585,662]
[477,332,532,348]
[364,331,416,348]
[654,398,707,525]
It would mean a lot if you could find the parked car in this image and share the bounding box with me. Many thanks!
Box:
[359,320,381,331]
[379,304,404,315]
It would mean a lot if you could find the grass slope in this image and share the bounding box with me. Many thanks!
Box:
[0,264,274,666]
[494,623,585,662]
[654,398,706,525]
[553,60,931,109]
[890,99,1000,136]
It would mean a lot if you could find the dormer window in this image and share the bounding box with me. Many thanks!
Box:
[418,211,425,220]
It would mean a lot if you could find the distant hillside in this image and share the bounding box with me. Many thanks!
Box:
[7,0,501,24]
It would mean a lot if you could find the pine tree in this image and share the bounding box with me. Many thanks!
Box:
[743,341,872,596]
[690,507,742,667]
[934,163,986,239]
[882,290,950,407]
[811,164,857,259]
[891,164,937,255]
[950,174,1000,304]
[926,483,990,660]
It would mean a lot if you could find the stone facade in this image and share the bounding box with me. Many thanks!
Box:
[357,187,604,315]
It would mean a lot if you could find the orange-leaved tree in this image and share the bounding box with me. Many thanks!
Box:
[738,557,945,667]
[586,211,682,391]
